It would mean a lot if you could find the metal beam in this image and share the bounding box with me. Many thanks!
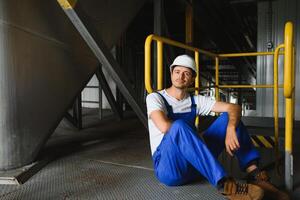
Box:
[154,0,163,36]
[64,94,82,129]
[98,74,103,120]
[95,65,122,120]
[74,94,82,129]
[57,0,147,127]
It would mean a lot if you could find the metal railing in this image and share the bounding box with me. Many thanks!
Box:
[144,21,295,190]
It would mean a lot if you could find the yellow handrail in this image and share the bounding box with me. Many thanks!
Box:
[273,44,284,174]
[283,21,294,190]
[218,85,283,88]
[219,51,284,57]
[195,52,200,127]
[157,41,163,90]
[145,34,217,93]
[284,22,294,98]
[284,22,294,153]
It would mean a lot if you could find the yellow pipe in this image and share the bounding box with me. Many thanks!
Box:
[157,41,163,90]
[218,85,283,89]
[145,34,218,93]
[195,52,200,93]
[147,34,217,57]
[215,57,220,101]
[219,51,284,57]
[145,35,153,93]
[195,52,200,127]
[284,22,293,98]
[274,44,284,169]
[284,22,294,154]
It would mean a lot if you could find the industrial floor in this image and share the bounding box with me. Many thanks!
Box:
[0,108,300,200]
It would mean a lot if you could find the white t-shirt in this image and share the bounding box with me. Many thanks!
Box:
[146,89,216,155]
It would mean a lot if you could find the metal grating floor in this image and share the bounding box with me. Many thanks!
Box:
[1,109,299,200]
[0,137,225,200]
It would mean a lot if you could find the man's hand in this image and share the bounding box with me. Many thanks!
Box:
[225,125,240,156]
[211,101,242,156]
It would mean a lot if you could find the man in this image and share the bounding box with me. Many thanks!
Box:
[146,55,289,200]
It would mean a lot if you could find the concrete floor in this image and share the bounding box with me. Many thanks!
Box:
[0,108,299,199]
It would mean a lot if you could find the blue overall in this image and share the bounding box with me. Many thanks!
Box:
[152,93,260,187]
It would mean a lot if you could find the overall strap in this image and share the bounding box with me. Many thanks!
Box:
[154,92,173,115]
[190,93,196,108]
[189,93,197,117]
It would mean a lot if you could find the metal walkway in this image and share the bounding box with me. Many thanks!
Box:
[1,110,299,199]
[0,115,225,200]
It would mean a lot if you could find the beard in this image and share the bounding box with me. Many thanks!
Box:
[172,80,190,89]
[173,84,188,89]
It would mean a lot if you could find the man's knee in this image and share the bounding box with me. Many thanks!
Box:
[170,119,192,130]
[172,119,189,126]
[165,119,199,146]
[216,112,246,131]
[167,119,195,137]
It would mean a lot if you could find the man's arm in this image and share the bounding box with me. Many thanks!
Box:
[149,110,172,133]
[211,101,241,128]
[211,101,242,156]
[146,93,172,133]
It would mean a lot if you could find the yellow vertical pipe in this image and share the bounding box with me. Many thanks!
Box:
[274,46,279,155]
[185,1,193,47]
[215,57,220,101]
[273,44,283,173]
[284,22,293,153]
[273,45,284,154]
[195,51,200,127]
[145,35,153,93]
[157,41,163,90]
[195,51,200,93]
[284,22,293,98]
[283,22,294,191]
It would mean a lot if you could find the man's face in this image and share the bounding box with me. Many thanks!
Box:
[170,66,195,89]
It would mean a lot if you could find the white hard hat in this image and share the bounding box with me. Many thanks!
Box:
[170,54,197,74]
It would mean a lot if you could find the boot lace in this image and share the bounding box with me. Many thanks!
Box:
[236,183,248,195]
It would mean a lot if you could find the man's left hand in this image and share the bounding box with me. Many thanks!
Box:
[225,126,240,156]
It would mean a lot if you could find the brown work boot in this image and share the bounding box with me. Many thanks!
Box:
[221,178,264,200]
[248,171,290,200]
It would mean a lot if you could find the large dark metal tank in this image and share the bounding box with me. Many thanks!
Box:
[0,0,145,170]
